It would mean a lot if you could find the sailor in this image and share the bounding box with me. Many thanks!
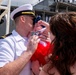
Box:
[0,4,40,75]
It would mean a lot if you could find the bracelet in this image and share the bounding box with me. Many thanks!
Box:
[30,67,42,75]
[30,68,36,75]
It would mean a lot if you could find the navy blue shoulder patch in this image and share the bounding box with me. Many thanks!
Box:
[0,33,12,39]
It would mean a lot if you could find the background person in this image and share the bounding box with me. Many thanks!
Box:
[39,12,76,75]
[31,20,54,75]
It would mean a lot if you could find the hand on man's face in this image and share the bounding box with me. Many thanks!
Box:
[33,20,51,41]
[33,20,50,31]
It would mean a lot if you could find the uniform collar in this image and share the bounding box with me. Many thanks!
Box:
[12,30,28,42]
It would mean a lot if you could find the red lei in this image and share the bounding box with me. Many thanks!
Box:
[31,41,53,65]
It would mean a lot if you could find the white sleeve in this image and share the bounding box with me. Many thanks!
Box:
[0,39,15,67]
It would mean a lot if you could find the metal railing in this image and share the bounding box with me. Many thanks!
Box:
[0,0,11,34]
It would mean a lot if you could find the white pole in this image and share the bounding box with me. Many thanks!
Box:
[6,0,11,34]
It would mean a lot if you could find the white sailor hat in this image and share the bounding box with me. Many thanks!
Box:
[11,4,35,20]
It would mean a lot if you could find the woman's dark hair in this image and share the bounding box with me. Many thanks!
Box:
[48,12,76,75]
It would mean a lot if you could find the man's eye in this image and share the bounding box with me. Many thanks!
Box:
[41,25,46,28]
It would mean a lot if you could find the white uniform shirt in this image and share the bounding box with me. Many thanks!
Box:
[0,30,31,75]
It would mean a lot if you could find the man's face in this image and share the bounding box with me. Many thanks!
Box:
[24,15,34,31]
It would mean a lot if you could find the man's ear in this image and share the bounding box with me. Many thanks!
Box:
[20,16,26,23]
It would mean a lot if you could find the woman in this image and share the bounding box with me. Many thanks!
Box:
[39,12,76,75]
